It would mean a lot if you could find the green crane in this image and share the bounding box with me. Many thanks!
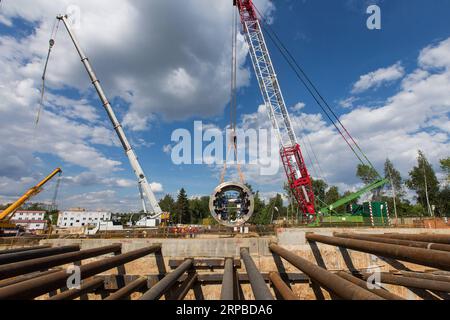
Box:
[319,178,389,215]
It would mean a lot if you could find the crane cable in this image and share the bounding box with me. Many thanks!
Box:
[252,4,381,179]
[221,7,245,185]
[51,171,63,211]
[35,18,60,127]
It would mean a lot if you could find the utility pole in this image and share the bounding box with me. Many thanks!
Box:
[423,158,433,217]
[387,166,398,224]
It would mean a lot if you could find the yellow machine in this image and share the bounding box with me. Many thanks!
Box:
[0,168,62,230]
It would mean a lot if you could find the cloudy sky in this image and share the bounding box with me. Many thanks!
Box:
[0,0,449,212]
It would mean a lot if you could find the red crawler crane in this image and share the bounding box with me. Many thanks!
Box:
[234,0,316,219]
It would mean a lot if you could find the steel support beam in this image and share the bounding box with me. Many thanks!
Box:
[221,258,235,300]
[269,244,383,300]
[0,244,122,280]
[170,259,241,270]
[48,278,104,300]
[104,277,148,300]
[269,272,298,300]
[360,272,450,293]
[334,233,450,253]
[368,233,450,245]
[306,233,450,271]
[0,245,80,265]
[240,248,274,300]
[0,246,51,255]
[0,244,161,300]
[336,271,404,300]
[140,259,194,300]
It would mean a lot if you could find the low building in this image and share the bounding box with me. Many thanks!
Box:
[9,210,48,232]
[57,210,112,228]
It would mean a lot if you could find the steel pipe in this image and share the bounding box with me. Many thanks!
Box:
[269,272,298,300]
[0,244,161,300]
[360,272,450,293]
[0,245,80,265]
[221,258,235,300]
[48,277,104,300]
[334,233,450,253]
[368,233,450,245]
[269,244,383,300]
[336,271,404,300]
[140,259,194,300]
[306,233,450,271]
[396,271,450,283]
[0,246,51,255]
[0,269,60,289]
[104,277,148,300]
[170,273,198,300]
[0,244,122,280]
[240,248,274,300]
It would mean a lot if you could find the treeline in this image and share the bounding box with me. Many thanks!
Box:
[161,151,449,225]
[310,151,449,218]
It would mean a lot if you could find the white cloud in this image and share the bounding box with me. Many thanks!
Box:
[291,102,306,112]
[419,38,450,70]
[339,96,359,109]
[0,0,273,131]
[226,37,450,197]
[352,62,405,94]
[150,182,164,193]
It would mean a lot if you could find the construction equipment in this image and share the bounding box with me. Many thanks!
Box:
[320,179,389,215]
[0,168,62,231]
[234,1,388,222]
[56,15,163,220]
[235,0,315,220]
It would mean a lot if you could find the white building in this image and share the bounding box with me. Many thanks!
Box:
[57,210,112,228]
[10,210,48,232]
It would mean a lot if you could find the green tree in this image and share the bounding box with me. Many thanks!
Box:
[312,179,328,207]
[188,196,210,224]
[175,188,190,224]
[357,164,382,200]
[436,187,450,217]
[384,159,404,198]
[159,195,175,213]
[356,164,380,184]
[440,157,450,183]
[324,186,341,213]
[406,151,440,215]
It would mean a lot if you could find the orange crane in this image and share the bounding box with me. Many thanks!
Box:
[0,168,62,231]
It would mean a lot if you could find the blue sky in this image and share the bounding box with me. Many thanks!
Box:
[0,0,449,212]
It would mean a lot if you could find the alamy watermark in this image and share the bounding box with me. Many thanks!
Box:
[169,121,281,176]
[367,5,381,30]
[66,265,81,290]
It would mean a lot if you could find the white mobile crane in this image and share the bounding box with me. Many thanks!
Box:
[57,15,163,220]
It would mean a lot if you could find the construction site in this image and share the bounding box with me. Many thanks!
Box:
[0,0,449,304]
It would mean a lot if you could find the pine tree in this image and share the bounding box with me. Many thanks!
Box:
[406,151,440,215]
[384,158,404,199]
[440,157,450,183]
[175,188,190,224]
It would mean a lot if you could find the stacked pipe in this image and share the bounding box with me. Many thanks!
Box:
[305,232,450,298]
[0,244,162,300]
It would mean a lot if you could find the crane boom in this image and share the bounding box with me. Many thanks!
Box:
[57,15,162,217]
[234,0,316,217]
[0,168,62,222]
